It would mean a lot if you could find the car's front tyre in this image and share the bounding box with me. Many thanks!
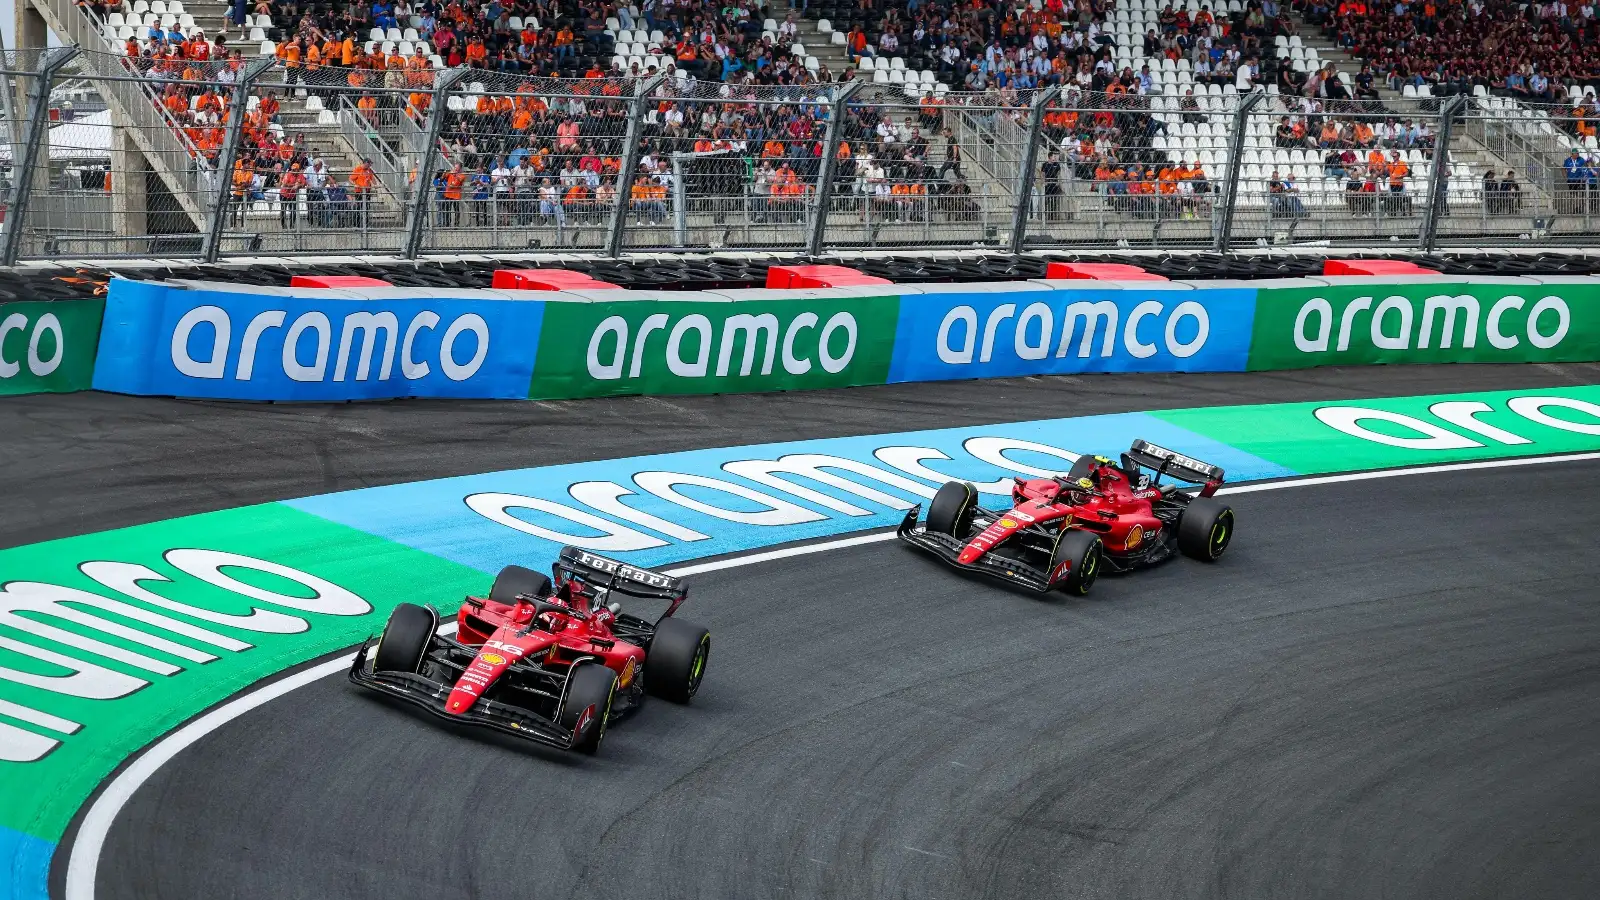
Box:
[926,480,977,537]
[373,603,437,674]
[561,663,618,755]
[1051,529,1103,596]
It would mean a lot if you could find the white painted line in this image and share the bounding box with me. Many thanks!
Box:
[62,449,1600,900]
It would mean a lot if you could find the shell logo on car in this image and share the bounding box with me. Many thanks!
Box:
[480,652,506,666]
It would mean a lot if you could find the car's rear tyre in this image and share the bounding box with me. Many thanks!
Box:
[560,663,618,755]
[1178,498,1234,562]
[926,480,977,537]
[488,564,552,605]
[373,603,437,674]
[1050,529,1103,596]
[646,617,711,704]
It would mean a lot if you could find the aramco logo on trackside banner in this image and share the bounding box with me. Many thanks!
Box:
[1250,285,1600,368]
[531,296,902,398]
[92,282,543,400]
[0,299,103,395]
[885,288,1259,381]
[169,306,493,384]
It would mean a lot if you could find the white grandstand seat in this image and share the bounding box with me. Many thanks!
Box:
[159,14,175,27]
[369,27,384,42]
[606,16,620,30]
[107,12,125,26]
[380,41,395,55]
[873,68,890,84]
[131,0,148,14]
[149,0,166,13]
[888,69,906,84]
[178,13,193,28]
[385,27,403,42]
[890,56,905,70]
[831,31,847,46]
[817,18,833,33]
[791,43,805,57]
[418,41,431,55]
[805,55,819,72]
[398,41,414,55]
[403,27,420,41]
[763,17,778,31]
[317,109,338,126]
[363,41,377,54]
[859,56,875,71]
[303,95,324,111]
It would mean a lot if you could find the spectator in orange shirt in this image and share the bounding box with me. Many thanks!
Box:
[440,162,466,226]
[350,158,376,226]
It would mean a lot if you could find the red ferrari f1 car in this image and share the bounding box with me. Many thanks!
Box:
[349,546,710,754]
[897,440,1235,595]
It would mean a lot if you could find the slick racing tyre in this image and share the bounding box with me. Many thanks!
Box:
[646,617,711,704]
[926,481,977,537]
[1051,529,1103,596]
[373,603,437,674]
[489,564,553,605]
[1178,498,1235,562]
[561,663,618,755]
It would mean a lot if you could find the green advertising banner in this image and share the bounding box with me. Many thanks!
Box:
[0,299,104,396]
[0,503,486,846]
[1247,280,1600,370]
[528,293,903,399]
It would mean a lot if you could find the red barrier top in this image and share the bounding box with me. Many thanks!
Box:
[1044,262,1169,281]
[766,264,893,289]
[1322,259,1441,276]
[289,275,394,288]
[491,269,621,290]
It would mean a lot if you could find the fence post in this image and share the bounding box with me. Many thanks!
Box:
[806,79,863,259]
[403,67,470,260]
[605,72,665,258]
[201,56,277,263]
[1,46,79,265]
[1419,94,1468,252]
[1008,85,1061,254]
[1213,88,1266,253]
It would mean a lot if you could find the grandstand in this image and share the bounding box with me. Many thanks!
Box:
[0,0,1596,258]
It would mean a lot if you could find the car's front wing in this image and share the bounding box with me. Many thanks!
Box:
[895,506,1057,593]
[348,639,581,750]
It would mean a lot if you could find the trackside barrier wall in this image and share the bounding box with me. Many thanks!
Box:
[0,299,104,395]
[65,274,1600,401]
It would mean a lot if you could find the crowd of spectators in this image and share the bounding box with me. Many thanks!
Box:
[1306,0,1600,98]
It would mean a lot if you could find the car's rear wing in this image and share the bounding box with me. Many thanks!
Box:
[1125,440,1225,494]
[554,546,688,614]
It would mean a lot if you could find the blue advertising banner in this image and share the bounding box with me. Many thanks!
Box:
[887,285,1258,382]
[91,280,546,401]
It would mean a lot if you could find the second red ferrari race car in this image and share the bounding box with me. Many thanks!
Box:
[349,546,710,755]
[897,440,1235,596]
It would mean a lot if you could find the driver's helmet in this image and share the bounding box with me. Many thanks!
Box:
[1068,475,1095,505]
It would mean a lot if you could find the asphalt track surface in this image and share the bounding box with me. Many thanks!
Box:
[7,364,1597,900]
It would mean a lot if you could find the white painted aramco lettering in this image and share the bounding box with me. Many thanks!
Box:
[0,552,371,764]
[1314,394,1600,448]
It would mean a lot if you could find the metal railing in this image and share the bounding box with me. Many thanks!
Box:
[4,49,1600,262]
